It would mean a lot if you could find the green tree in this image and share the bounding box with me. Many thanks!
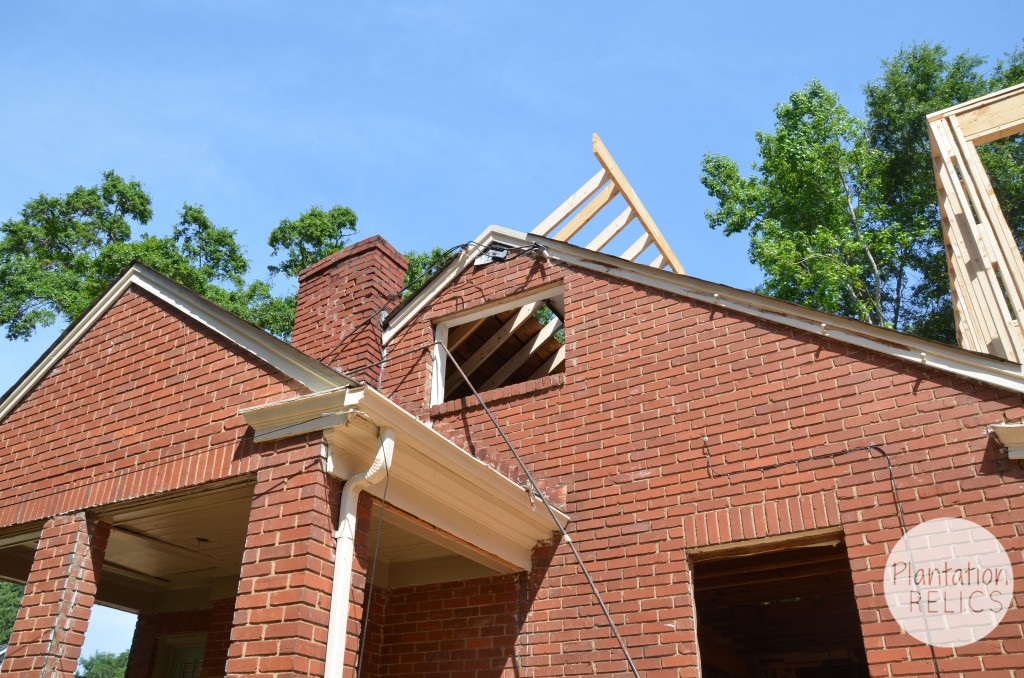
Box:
[0,581,23,644]
[701,42,1024,342]
[403,246,458,297]
[78,650,129,678]
[268,205,358,277]
[0,174,361,340]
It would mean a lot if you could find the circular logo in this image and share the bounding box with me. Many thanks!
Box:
[884,517,1014,648]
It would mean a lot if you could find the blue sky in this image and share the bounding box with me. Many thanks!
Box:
[1,0,1021,662]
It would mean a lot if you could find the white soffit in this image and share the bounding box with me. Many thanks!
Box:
[0,264,352,422]
[386,225,1024,397]
[990,423,1024,460]
[241,386,568,571]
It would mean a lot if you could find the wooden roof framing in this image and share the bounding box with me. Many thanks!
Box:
[532,134,685,275]
[928,81,1024,362]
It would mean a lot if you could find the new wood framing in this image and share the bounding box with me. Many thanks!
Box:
[532,134,685,275]
[928,81,1024,362]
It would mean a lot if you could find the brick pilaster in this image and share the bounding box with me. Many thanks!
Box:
[5,511,110,677]
[225,438,338,677]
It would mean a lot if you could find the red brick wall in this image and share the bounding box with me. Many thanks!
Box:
[292,235,408,383]
[5,511,111,677]
[126,606,212,678]
[0,286,306,530]
[225,435,339,678]
[203,597,236,678]
[381,253,1024,677]
[372,575,521,677]
[123,597,234,678]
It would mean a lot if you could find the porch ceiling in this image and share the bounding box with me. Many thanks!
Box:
[0,480,254,613]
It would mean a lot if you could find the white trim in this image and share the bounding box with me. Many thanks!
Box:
[385,225,1024,396]
[241,386,569,570]
[0,264,351,422]
[990,423,1024,460]
[430,324,448,407]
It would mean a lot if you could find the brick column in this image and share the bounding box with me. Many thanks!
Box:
[225,439,338,677]
[5,511,110,677]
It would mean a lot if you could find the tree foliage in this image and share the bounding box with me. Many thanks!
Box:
[268,205,358,277]
[0,174,360,340]
[403,247,458,297]
[701,42,1024,342]
[78,650,129,678]
[0,581,23,644]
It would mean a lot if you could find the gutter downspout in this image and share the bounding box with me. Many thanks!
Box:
[324,427,395,676]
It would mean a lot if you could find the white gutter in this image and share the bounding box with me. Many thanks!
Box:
[323,427,395,677]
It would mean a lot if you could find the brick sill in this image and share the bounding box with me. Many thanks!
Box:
[430,373,565,417]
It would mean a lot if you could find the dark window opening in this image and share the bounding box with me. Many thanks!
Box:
[439,291,565,402]
[692,534,869,678]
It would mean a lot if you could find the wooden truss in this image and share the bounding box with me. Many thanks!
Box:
[532,134,685,275]
[928,82,1024,362]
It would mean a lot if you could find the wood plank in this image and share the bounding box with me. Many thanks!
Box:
[585,207,634,252]
[480,317,563,391]
[951,117,1024,325]
[445,300,544,395]
[447,317,487,352]
[531,168,609,236]
[592,133,686,274]
[932,119,1021,359]
[621,232,654,262]
[430,324,448,406]
[955,87,1024,144]
[551,181,619,242]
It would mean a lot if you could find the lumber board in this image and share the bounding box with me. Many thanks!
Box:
[480,317,562,391]
[585,207,635,251]
[955,88,1024,144]
[929,113,1024,362]
[445,300,544,395]
[592,133,686,274]
[621,231,654,262]
[529,344,565,380]
[532,169,609,236]
[551,182,619,243]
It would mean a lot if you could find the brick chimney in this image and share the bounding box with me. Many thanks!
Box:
[292,235,408,383]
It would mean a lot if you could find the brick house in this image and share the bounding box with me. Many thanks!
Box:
[2,146,1024,676]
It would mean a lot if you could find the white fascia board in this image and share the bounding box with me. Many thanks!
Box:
[128,267,351,392]
[0,264,351,423]
[990,423,1024,460]
[383,231,512,344]
[241,385,568,570]
[389,225,1024,396]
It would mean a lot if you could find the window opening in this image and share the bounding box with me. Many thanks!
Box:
[691,533,868,678]
[433,285,565,403]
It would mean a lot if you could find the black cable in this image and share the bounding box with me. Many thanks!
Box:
[438,342,642,678]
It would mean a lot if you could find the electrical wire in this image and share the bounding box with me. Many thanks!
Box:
[438,342,642,678]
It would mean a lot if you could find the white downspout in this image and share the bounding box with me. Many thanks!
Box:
[324,427,395,676]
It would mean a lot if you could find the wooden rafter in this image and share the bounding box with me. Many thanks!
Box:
[532,133,685,275]
[480,316,563,392]
[445,300,544,396]
[928,81,1024,362]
